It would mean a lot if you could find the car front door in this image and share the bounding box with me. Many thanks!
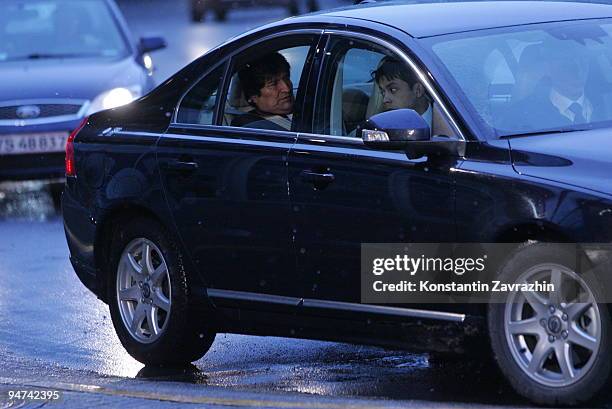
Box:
[158,32,321,302]
[288,32,464,307]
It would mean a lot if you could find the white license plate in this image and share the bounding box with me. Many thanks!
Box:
[0,132,69,155]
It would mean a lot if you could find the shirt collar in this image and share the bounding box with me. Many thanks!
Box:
[550,88,586,114]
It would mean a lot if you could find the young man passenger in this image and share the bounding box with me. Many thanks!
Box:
[231,52,294,131]
[372,56,432,127]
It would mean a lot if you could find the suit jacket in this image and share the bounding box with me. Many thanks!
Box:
[231,111,291,131]
[500,88,608,134]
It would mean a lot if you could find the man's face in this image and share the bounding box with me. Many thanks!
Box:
[250,71,294,115]
[548,54,589,100]
[378,76,420,111]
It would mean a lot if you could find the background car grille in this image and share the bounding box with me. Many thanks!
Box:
[0,104,83,120]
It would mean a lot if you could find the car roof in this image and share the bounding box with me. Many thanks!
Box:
[309,1,612,38]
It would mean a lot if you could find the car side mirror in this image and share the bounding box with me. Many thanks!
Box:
[357,108,465,159]
[139,36,167,54]
[358,108,431,149]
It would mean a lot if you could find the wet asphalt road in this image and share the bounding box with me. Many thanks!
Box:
[0,183,528,409]
[0,1,610,408]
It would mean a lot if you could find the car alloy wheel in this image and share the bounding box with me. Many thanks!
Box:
[503,263,601,387]
[116,238,172,344]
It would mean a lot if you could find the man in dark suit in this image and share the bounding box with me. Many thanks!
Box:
[502,40,606,134]
[231,52,294,131]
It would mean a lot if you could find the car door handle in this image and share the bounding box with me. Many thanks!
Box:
[163,159,199,172]
[300,170,335,186]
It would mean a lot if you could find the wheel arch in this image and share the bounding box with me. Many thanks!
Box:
[468,221,575,318]
[93,204,203,303]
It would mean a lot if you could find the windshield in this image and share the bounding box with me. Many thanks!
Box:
[1,0,129,62]
[424,19,612,138]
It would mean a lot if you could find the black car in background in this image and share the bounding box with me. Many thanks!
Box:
[190,0,320,21]
[63,1,612,406]
[0,0,165,203]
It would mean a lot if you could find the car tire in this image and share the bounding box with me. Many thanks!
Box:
[214,6,227,21]
[488,242,612,406]
[49,182,63,213]
[288,0,299,15]
[191,0,206,22]
[108,217,215,366]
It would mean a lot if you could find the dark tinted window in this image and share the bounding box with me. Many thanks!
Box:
[222,35,318,132]
[177,63,225,125]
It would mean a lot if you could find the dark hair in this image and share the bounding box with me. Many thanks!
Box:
[238,52,291,102]
[372,57,418,87]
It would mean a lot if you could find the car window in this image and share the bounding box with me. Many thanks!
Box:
[221,36,317,132]
[176,63,226,125]
[1,0,129,61]
[313,36,454,138]
[426,19,612,138]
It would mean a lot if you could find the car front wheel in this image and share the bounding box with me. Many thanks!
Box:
[108,218,215,365]
[488,243,612,406]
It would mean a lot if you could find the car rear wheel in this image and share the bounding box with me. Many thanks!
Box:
[307,0,319,12]
[488,243,612,406]
[288,0,299,15]
[191,0,206,22]
[108,218,215,365]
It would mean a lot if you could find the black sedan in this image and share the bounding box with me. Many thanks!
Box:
[63,1,612,406]
[0,0,165,201]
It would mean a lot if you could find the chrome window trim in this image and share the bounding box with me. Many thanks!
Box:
[0,99,90,127]
[207,288,465,322]
[171,28,324,128]
[321,29,466,142]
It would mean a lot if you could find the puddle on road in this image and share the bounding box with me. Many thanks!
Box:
[0,181,60,221]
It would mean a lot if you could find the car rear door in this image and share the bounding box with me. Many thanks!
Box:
[157,32,322,303]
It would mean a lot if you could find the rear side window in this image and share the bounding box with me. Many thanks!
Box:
[176,63,225,125]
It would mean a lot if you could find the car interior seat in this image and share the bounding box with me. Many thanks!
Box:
[224,75,254,126]
[342,88,369,135]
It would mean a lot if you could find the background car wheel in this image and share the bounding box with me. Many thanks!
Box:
[288,0,299,15]
[49,182,63,213]
[488,242,612,406]
[190,0,206,22]
[307,0,319,12]
[108,218,215,366]
[214,6,227,21]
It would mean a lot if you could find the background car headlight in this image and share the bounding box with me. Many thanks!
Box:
[87,85,142,115]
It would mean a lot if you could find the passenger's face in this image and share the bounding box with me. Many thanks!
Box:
[549,55,589,100]
[378,76,420,111]
[250,71,294,115]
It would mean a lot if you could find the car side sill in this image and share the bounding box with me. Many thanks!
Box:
[207,289,465,323]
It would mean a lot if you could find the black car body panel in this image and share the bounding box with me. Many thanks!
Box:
[63,1,612,355]
[325,1,612,38]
